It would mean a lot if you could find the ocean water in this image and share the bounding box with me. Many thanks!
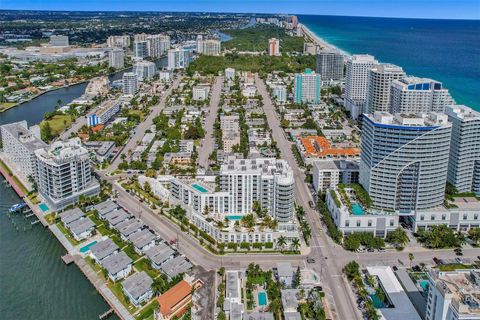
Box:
[299,15,480,110]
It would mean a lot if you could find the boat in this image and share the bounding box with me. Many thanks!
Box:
[9,203,26,213]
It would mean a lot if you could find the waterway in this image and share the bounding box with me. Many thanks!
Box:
[0,57,166,319]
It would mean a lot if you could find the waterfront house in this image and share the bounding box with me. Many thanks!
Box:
[117,219,144,241]
[90,238,119,264]
[155,275,203,320]
[145,243,175,269]
[128,229,157,254]
[160,256,192,280]
[101,251,133,282]
[68,217,95,241]
[122,271,154,307]
[60,208,85,226]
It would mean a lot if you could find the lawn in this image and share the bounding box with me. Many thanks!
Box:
[41,114,73,136]
[123,243,143,261]
[44,212,56,225]
[134,259,160,279]
[85,256,107,281]
[108,281,138,313]
[0,102,17,112]
[135,300,158,320]
[437,263,476,271]
[56,222,80,246]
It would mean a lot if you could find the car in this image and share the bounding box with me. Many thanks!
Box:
[377,248,386,252]
[433,257,439,264]
[455,248,463,256]
[169,239,177,245]
[307,257,316,264]
[367,248,375,252]
[455,257,463,264]
[309,201,315,208]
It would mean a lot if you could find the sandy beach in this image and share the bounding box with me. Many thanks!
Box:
[298,22,351,57]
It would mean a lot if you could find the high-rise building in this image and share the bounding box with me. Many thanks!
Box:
[294,69,321,104]
[49,35,69,47]
[122,72,139,95]
[133,41,149,59]
[365,63,405,113]
[146,34,170,58]
[225,67,235,80]
[316,51,344,82]
[107,35,130,48]
[196,35,203,53]
[360,112,451,212]
[159,35,171,55]
[272,85,287,103]
[390,77,454,114]
[35,138,100,211]
[268,38,280,56]
[134,33,148,42]
[0,121,47,181]
[197,39,221,56]
[446,105,480,196]
[108,48,124,69]
[167,48,190,70]
[344,54,378,119]
[133,61,156,81]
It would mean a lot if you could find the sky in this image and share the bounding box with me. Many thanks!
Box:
[1,0,479,20]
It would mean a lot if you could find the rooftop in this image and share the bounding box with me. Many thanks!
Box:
[157,279,193,317]
[122,271,153,300]
[101,251,132,275]
[68,217,95,235]
[367,111,450,128]
[90,238,119,261]
[160,256,192,279]
[60,207,85,225]
[313,159,359,172]
[299,136,360,158]
[0,121,47,152]
[35,138,89,164]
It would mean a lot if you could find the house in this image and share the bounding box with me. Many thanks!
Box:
[117,219,144,241]
[90,238,119,263]
[122,271,154,307]
[155,276,203,320]
[281,289,301,313]
[160,256,192,280]
[145,243,175,269]
[60,208,85,225]
[104,209,131,228]
[101,251,133,281]
[92,200,118,218]
[128,229,157,254]
[68,217,95,241]
[243,312,275,320]
[277,263,294,287]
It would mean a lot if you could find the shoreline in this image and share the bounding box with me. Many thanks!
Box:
[298,22,351,57]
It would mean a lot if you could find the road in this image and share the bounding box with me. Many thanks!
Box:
[255,74,362,320]
[109,76,182,171]
[59,115,85,141]
[197,76,222,169]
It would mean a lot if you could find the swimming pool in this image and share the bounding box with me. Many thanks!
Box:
[191,184,208,193]
[258,292,267,306]
[39,203,49,212]
[351,203,365,215]
[79,241,97,253]
[369,294,384,308]
[225,215,243,221]
[419,280,429,292]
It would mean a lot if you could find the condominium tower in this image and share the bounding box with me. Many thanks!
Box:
[108,48,124,69]
[133,61,156,81]
[133,40,149,59]
[107,35,130,48]
[365,63,405,113]
[390,77,454,114]
[344,54,378,119]
[147,34,170,58]
[360,112,452,212]
[268,38,280,56]
[122,72,139,95]
[197,38,221,56]
[167,48,190,70]
[445,105,480,196]
[294,69,321,104]
[316,51,344,82]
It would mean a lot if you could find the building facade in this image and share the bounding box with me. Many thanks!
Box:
[108,48,125,69]
[87,100,121,127]
[123,72,139,95]
[50,35,69,47]
[133,61,156,81]
[294,69,321,104]
[365,63,405,113]
[107,35,130,48]
[315,51,343,82]
[134,40,149,59]
[268,38,280,56]
[312,159,359,192]
[167,48,190,70]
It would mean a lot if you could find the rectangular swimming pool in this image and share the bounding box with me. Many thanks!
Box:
[79,241,97,253]
[351,203,365,215]
[258,292,267,306]
[225,215,243,221]
[191,183,208,193]
[39,203,49,212]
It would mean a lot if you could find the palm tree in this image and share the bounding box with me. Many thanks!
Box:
[291,238,301,251]
[277,236,287,251]
[151,279,164,296]
[408,253,415,268]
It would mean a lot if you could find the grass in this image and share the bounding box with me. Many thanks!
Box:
[0,158,29,193]
[85,256,107,281]
[135,300,158,320]
[56,222,80,246]
[123,243,143,261]
[41,114,73,136]
[44,212,56,225]
[134,259,160,279]
[0,102,17,112]
[108,281,138,313]
[437,263,476,271]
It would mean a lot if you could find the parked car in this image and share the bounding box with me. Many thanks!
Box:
[307,257,316,264]
[309,201,315,209]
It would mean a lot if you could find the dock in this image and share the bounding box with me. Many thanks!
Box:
[99,309,114,319]
[61,254,74,265]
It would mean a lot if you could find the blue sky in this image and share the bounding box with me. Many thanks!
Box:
[1,0,479,20]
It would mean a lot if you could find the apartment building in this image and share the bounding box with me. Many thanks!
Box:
[315,50,343,82]
[87,99,121,127]
[108,48,125,69]
[366,63,405,113]
[312,159,359,192]
[294,69,321,104]
[123,72,139,95]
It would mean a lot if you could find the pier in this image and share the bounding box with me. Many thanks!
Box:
[61,254,74,265]
[99,308,114,319]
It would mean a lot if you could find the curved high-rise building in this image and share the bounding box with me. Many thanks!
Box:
[360,112,452,212]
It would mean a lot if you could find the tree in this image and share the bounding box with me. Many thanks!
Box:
[143,181,151,194]
[343,261,360,281]
[151,278,164,296]
[276,236,287,250]
[292,266,301,288]
[344,234,361,251]
[291,238,301,251]
[41,121,53,141]
[468,227,480,246]
[408,253,415,268]
[386,227,409,248]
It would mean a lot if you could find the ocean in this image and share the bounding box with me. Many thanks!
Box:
[299,15,480,110]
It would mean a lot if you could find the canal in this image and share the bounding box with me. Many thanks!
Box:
[0,57,166,319]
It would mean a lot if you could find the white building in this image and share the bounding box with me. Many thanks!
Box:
[0,121,47,180]
[223,131,240,153]
[123,72,139,95]
[268,38,280,56]
[35,138,100,211]
[312,159,359,192]
[122,271,153,307]
[294,69,321,104]
[446,105,480,196]
[159,70,173,83]
[197,38,221,56]
[85,76,110,96]
[225,68,236,80]
[426,269,480,320]
[192,85,210,101]
[344,54,378,119]
[133,61,156,81]
[147,34,170,58]
[365,63,405,113]
[167,48,190,70]
[316,51,344,82]
[107,35,130,48]
[50,35,69,47]
[390,77,454,114]
[134,40,149,59]
[87,99,121,127]
[272,85,287,103]
[108,48,124,69]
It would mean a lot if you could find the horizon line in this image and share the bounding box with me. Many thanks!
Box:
[0,8,479,21]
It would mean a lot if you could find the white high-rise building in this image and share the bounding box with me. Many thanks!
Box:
[122,72,138,95]
[146,34,170,58]
[134,33,148,42]
[360,112,451,212]
[390,77,454,113]
[197,38,221,56]
[108,48,124,69]
[167,48,190,70]
[365,63,405,113]
[49,35,69,47]
[316,51,344,82]
[133,61,156,81]
[272,85,287,103]
[159,35,171,55]
[225,68,235,80]
[133,40,149,59]
[35,138,100,211]
[344,54,378,119]
[294,69,321,104]
[268,38,280,56]
[107,35,130,48]
[446,105,480,196]
[0,121,47,181]
[196,35,203,53]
